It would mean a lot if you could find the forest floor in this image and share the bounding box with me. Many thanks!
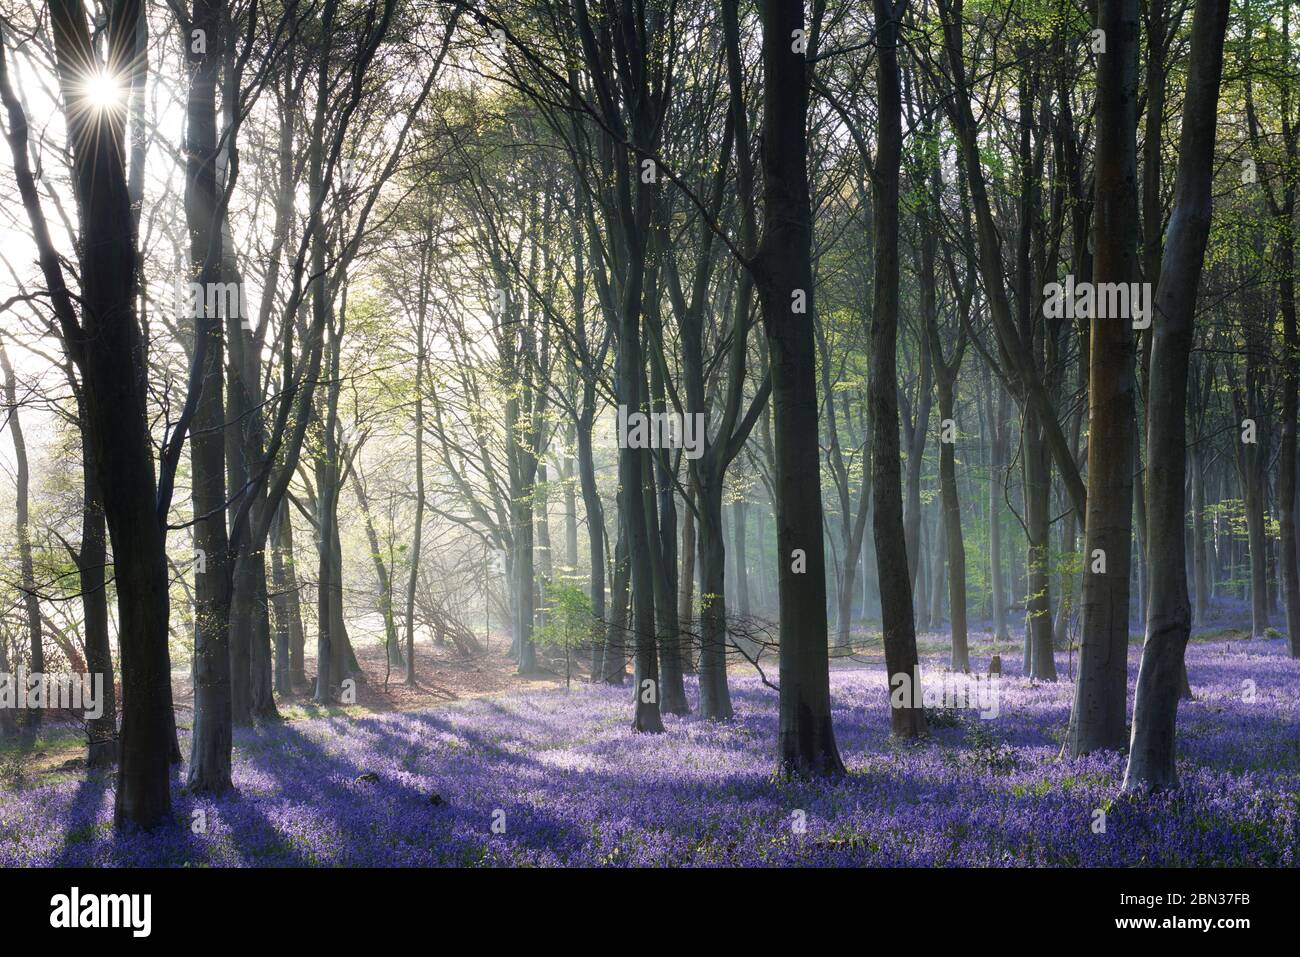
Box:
[2,603,1296,866]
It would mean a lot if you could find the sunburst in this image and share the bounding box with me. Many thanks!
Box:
[79,70,124,111]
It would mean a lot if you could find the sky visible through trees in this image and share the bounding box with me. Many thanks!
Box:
[0,0,1296,905]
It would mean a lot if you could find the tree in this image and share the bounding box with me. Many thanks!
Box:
[1068,0,1142,757]
[1124,0,1230,790]
[32,0,176,829]
[181,0,236,792]
[0,342,44,732]
[871,0,927,739]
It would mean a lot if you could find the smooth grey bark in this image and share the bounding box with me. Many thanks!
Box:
[646,441,688,714]
[1280,202,1300,654]
[901,342,932,602]
[565,214,608,679]
[577,422,608,674]
[536,459,554,595]
[562,443,578,572]
[1125,0,1229,789]
[1232,375,1269,638]
[269,498,292,693]
[1024,418,1057,679]
[732,497,750,618]
[643,257,689,715]
[1068,0,1141,756]
[758,0,845,773]
[405,245,428,682]
[351,467,405,669]
[983,367,1011,644]
[816,312,872,652]
[936,378,968,670]
[928,501,946,627]
[694,477,733,717]
[1190,439,1210,624]
[870,0,926,740]
[678,487,696,670]
[599,512,628,684]
[213,42,280,726]
[274,499,307,686]
[314,399,340,702]
[620,288,662,732]
[508,429,538,676]
[921,198,969,669]
[181,0,234,790]
[0,344,43,731]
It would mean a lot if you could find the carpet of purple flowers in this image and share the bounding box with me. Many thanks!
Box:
[2,632,1296,866]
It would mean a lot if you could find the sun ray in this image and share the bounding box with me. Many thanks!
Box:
[79,70,123,111]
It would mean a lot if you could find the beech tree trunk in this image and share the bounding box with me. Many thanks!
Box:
[40,0,176,829]
[756,0,845,773]
[1191,444,1210,625]
[405,292,427,682]
[869,0,926,740]
[1280,197,1300,656]
[0,345,43,732]
[80,421,116,764]
[1069,0,1140,756]
[678,488,696,670]
[733,498,750,618]
[1125,0,1229,789]
[937,379,969,670]
[1024,418,1057,679]
[984,370,1011,645]
[599,513,629,684]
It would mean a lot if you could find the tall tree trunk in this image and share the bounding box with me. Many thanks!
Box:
[405,299,427,683]
[512,491,538,674]
[183,0,234,788]
[928,500,947,626]
[576,418,607,676]
[1025,418,1057,679]
[562,431,579,572]
[644,269,688,715]
[80,421,116,764]
[31,0,176,829]
[985,371,1011,644]
[1191,443,1210,625]
[903,363,931,597]
[869,0,926,740]
[276,500,307,686]
[733,497,751,618]
[314,326,342,701]
[647,447,689,714]
[678,488,697,671]
[1125,0,1229,788]
[915,511,931,631]
[1242,432,1270,638]
[351,468,404,668]
[695,477,733,717]
[936,379,969,670]
[0,345,43,732]
[329,511,359,680]
[836,457,872,652]
[621,306,662,732]
[1281,205,1300,654]
[600,511,628,684]
[757,0,845,772]
[269,499,292,694]
[1069,0,1141,756]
